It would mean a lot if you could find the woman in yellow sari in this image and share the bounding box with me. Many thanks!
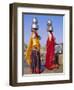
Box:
[25,17,41,74]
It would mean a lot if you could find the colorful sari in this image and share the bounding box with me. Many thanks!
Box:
[45,32,56,70]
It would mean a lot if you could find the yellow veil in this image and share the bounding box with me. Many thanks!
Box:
[25,36,32,65]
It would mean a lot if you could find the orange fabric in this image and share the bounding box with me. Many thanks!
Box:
[25,32,40,65]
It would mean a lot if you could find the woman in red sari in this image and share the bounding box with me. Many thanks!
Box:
[45,20,59,70]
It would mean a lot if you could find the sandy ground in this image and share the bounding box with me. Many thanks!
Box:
[23,64,63,74]
[22,54,63,75]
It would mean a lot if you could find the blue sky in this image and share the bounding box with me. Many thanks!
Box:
[23,14,63,46]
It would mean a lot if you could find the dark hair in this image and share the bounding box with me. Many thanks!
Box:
[31,28,38,32]
[47,30,53,32]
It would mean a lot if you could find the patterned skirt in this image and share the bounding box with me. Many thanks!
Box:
[31,49,41,74]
